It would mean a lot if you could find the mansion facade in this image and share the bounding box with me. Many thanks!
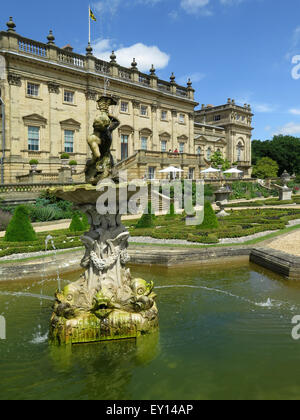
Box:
[0,18,253,184]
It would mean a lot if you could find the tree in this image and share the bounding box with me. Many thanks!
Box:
[210,150,231,171]
[252,136,300,175]
[4,205,37,242]
[252,157,279,179]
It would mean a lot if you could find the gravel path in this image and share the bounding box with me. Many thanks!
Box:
[267,230,300,257]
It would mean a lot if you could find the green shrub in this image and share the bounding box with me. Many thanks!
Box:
[29,159,39,165]
[165,202,176,219]
[69,160,77,166]
[4,205,37,242]
[69,213,85,232]
[136,202,156,229]
[61,153,70,160]
[197,201,219,229]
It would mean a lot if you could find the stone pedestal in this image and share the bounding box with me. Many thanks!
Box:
[279,187,292,201]
[49,184,158,345]
[58,166,73,184]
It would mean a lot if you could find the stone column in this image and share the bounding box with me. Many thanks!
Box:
[132,101,140,153]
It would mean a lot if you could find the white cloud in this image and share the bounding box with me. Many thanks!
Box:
[180,0,211,14]
[276,122,300,136]
[177,72,206,85]
[92,39,170,72]
[289,108,300,116]
[93,0,121,15]
[286,26,300,60]
[253,103,276,113]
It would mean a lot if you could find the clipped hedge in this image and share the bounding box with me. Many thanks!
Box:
[4,205,37,243]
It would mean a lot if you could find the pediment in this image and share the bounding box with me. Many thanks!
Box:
[140,128,153,135]
[60,119,81,128]
[195,135,208,143]
[119,125,134,134]
[23,114,47,124]
[177,135,188,142]
[159,131,171,138]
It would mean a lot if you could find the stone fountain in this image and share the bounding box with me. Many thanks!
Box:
[49,96,158,345]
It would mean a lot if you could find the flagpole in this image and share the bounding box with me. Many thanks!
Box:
[88,5,91,44]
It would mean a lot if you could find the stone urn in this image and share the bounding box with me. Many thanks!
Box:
[214,185,232,218]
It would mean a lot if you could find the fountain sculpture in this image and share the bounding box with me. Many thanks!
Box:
[49,96,159,345]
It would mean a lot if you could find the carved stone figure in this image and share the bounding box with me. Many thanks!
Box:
[85,96,120,185]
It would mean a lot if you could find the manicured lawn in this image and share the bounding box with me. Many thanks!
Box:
[124,208,300,244]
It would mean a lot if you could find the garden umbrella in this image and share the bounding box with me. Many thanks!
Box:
[159,166,184,179]
[223,168,244,174]
[201,167,221,174]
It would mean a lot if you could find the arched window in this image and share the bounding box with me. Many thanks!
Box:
[197,146,202,155]
[207,147,212,161]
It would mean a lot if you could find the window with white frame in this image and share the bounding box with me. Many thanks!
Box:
[140,105,148,117]
[141,136,148,150]
[121,135,129,160]
[27,83,39,97]
[64,90,74,104]
[120,101,129,113]
[207,147,212,160]
[179,114,185,124]
[189,168,195,180]
[179,142,184,153]
[161,110,167,121]
[148,167,155,180]
[28,126,40,151]
[64,130,74,153]
[161,140,167,152]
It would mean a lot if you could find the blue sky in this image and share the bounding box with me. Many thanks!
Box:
[2,0,300,140]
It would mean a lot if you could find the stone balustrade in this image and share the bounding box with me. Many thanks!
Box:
[0,30,194,100]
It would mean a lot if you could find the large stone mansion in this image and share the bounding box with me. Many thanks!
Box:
[0,17,253,184]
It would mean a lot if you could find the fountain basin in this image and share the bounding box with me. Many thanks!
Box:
[1,263,300,400]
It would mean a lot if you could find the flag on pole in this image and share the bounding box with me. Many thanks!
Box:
[90,8,97,21]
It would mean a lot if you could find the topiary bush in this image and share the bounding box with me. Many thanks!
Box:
[165,202,176,219]
[4,205,37,242]
[197,201,219,229]
[136,202,156,229]
[69,213,85,232]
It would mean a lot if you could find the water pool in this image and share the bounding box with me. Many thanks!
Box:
[1,261,300,400]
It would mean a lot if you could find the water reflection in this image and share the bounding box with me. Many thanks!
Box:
[49,332,160,400]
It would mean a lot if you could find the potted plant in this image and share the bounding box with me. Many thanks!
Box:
[60,153,70,167]
[29,159,39,172]
[69,160,77,174]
